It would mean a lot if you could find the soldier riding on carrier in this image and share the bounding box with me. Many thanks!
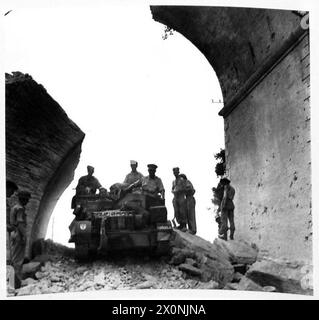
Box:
[68,163,172,261]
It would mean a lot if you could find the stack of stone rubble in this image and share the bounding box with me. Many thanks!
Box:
[170,230,313,295]
[7,240,220,296]
[7,233,313,297]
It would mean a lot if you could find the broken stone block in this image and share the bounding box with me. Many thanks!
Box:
[136,280,155,289]
[246,259,313,295]
[22,261,42,278]
[185,258,197,266]
[224,283,239,290]
[16,284,42,296]
[197,280,219,289]
[263,286,277,292]
[169,252,186,265]
[171,230,234,286]
[236,276,264,292]
[213,238,258,265]
[21,277,38,287]
[35,271,47,280]
[93,271,105,286]
[178,263,203,277]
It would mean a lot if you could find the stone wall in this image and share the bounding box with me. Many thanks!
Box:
[151,7,311,264]
[6,72,85,256]
[225,33,311,262]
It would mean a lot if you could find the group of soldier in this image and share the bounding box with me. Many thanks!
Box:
[6,180,31,289]
[6,160,235,290]
[75,161,197,234]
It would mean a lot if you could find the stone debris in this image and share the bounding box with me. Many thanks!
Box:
[235,276,265,291]
[213,238,258,265]
[21,278,38,287]
[245,258,313,295]
[7,234,312,296]
[10,254,219,296]
[170,230,234,286]
[22,262,42,278]
[263,286,277,292]
[178,264,203,277]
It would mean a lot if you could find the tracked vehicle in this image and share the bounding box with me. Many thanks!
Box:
[69,191,173,260]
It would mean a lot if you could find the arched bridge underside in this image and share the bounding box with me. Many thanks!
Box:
[151,6,311,263]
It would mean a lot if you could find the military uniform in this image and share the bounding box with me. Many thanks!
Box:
[219,184,235,240]
[141,175,164,198]
[9,193,29,287]
[76,175,102,195]
[172,177,187,227]
[185,179,197,235]
[124,171,144,185]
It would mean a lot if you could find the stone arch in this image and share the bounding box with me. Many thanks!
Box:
[151,6,311,263]
[5,73,85,257]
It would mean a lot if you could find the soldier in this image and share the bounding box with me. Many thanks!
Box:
[180,174,197,235]
[125,163,165,204]
[212,180,225,234]
[141,164,165,199]
[9,190,31,288]
[76,165,102,195]
[6,181,18,264]
[123,160,144,185]
[172,168,187,231]
[219,178,235,241]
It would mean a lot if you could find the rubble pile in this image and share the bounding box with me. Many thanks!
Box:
[9,256,220,297]
[7,234,313,297]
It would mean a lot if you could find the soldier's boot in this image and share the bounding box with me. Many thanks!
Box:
[218,233,227,241]
[180,223,187,232]
[230,227,235,240]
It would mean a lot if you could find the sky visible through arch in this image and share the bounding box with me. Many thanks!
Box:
[4,4,224,246]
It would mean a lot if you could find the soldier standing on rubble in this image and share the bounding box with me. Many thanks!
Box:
[76,165,102,195]
[123,160,144,185]
[9,191,31,288]
[179,174,197,235]
[172,167,187,231]
[219,178,236,241]
[6,181,18,264]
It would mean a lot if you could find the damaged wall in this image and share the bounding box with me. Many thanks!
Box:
[225,33,311,261]
[151,6,311,264]
[5,72,85,256]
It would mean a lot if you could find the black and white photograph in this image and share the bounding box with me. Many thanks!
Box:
[1,0,317,301]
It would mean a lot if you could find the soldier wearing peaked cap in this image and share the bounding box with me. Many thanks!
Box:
[142,164,165,199]
[123,160,144,185]
[9,190,31,288]
[179,174,197,235]
[127,163,165,200]
[76,165,102,195]
[172,167,187,231]
[218,177,236,241]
